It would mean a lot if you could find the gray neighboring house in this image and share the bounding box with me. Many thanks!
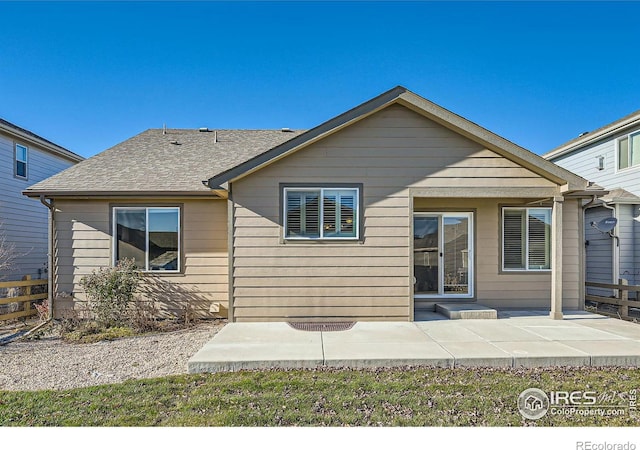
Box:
[0,119,83,280]
[544,110,640,296]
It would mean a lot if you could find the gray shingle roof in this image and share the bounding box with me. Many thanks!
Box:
[24,128,305,196]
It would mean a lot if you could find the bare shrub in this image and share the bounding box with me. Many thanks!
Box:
[0,225,16,280]
[131,298,160,332]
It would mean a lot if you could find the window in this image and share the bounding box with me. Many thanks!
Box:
[502,207,551,271]
[618,132,640,170]
[15,144,28,179]
[284,187,359,239]
[113,207,180,272]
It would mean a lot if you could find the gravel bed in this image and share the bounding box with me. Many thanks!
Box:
[0,320,225,391]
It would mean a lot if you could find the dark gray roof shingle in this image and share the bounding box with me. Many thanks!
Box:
[25,128,305,195]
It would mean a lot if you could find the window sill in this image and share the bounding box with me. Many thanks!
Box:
[282,238,363,244]
[615,164,640,174]
[139,271,184,277]
[499,269,551,274]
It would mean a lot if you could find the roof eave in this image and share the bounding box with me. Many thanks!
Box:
[22,190,225,199]
[544,111,640,161]
[0,122,84,163]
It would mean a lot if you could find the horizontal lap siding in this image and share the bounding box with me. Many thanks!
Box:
[617,204,638,286]
[584,207,614,297]
[552,132,640,196]
[0,133,77,280]
[53,198,228,318]
[414,197,580,310]
[231,104,563,321]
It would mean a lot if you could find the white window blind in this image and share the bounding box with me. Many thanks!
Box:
[503,209,525,270]
[285,188,358,239]
[285,191,320,238]
[528,209,551,269]
[502,207,551,271]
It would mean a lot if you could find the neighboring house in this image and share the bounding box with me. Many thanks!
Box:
[544,111,640,296]
[24,87,601,322]
[0,118,83,280]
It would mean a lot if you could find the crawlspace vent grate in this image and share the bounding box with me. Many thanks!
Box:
[287,322,356,332]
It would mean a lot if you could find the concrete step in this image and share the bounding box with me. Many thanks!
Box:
[435,303,497,320]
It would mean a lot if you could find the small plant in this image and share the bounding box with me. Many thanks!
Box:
[34,298,49,321]
[62,321,135,344]
[79,258,141,328]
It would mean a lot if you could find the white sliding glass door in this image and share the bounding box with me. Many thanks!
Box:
[413,212,473,298]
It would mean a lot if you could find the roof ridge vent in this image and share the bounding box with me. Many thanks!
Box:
[281,127,293,132]
[199,127,210,132]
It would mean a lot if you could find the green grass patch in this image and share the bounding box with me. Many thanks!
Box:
[1,367,639,426]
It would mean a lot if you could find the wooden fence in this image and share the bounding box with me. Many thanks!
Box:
[585,279,640,321]
[0,275,48,321]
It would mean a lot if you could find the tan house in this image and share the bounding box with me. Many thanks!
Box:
[24,87,601,322]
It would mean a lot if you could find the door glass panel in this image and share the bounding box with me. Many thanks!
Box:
[443,216,469,294]
[414,216,439,295]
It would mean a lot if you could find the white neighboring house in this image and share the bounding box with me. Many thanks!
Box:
[0,118,83,280]
[544,110,640,296]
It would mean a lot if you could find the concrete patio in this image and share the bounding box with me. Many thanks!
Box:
[187,310,640,373]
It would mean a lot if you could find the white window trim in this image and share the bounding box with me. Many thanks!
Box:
[15,143,28,179]
[616,131,640,173]
[502,207,552,272]
[283,187,360,240]
[112,206,181,272]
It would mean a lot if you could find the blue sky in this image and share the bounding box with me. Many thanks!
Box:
[1,1,639,159]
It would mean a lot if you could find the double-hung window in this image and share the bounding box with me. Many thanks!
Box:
[618,132,640,170]
[113,207,180,272]
[15,144,28,179]
[502,207,551,271]
[284,187,359,239]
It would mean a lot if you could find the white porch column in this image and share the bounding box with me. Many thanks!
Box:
[550,196,564,320]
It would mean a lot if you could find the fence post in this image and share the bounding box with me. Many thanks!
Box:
[619,278,629,318]
[22,275,32,321]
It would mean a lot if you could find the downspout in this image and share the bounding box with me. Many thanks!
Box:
[583,195,619,284]
[39,195,54,320]
[600,201,620,286]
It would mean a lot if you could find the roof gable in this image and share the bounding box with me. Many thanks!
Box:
[206,86,588,192]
